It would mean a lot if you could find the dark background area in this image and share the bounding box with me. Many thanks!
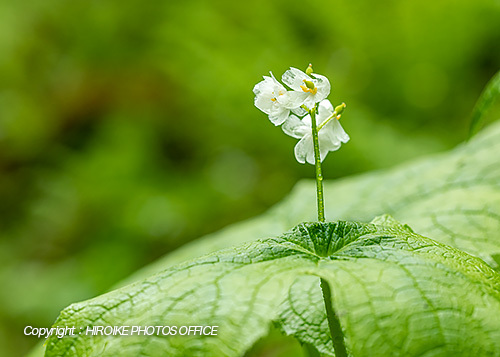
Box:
[0,0,499,355]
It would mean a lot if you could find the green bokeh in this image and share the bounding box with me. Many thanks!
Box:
[0,0,499,356]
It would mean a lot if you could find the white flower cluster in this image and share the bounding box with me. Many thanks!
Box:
[253,65,349,164]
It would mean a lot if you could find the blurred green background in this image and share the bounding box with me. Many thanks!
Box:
[0,0,499,355]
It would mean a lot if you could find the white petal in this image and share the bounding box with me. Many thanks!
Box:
[317,131,340,163]
[313,116,349,162]
[294,134,314,164]
[318,99,334,114]
[252,76,273,96]
[331,118,350,143]
[316,99,334,125]
[319,130,341,154]
[311,73,331,101]
[278,91,308,109]
[253,77,276,114]
[301,114,312,127]
[320,126,341,147]
[254,93,272,114]
[282,115,309,139]
[282,67,309,91]
[253,74,291,120]
[268,105,290,126]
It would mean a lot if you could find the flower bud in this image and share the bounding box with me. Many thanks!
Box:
[335,102,346,115]
[305,64,314,75]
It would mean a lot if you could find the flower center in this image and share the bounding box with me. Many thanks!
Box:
[300,80,317,95]
[271,90,285,102]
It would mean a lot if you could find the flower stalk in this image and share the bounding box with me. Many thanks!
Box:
[309,105,325,222]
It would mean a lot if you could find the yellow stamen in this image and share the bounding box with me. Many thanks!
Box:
[300,85,318,95]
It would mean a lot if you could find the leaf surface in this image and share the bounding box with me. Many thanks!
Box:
[45,218,500,356]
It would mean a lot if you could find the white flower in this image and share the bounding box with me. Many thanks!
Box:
[253,72,293,126]
[282,99,349,164]
[282,67,331,110]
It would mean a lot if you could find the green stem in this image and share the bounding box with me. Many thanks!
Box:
[320,278,348,357]
[309,106,325,222]
[311,107,347,355]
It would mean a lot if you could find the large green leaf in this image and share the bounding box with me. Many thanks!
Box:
[36,112,500,357]
[45,217,500,356]
[118,120,500,291]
